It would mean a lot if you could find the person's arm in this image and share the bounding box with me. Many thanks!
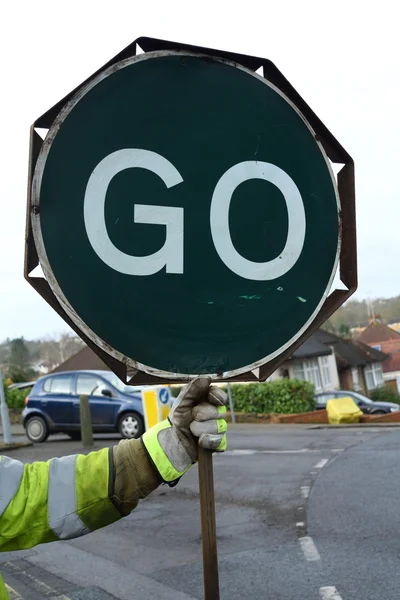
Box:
[0,440,160,552]
[0,376,227,552]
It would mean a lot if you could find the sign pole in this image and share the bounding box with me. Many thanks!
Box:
[198,446,220,600]
[227,383,236,424]
[0,369,13,445]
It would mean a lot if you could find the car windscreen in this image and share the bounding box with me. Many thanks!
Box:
[100,372,143,394]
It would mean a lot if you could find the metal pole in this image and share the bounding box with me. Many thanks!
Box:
[0,369,13,445]
[79,394,93,447]
[198,447,220,600]
[227,383,236,424]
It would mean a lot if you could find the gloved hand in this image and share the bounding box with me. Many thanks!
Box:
[142,376,227,484]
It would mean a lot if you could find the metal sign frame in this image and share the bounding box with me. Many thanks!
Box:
[25,36,356,385]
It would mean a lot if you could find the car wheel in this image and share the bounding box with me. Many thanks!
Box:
[68,432,82,441]
[26,416,49,443]
[118,412,144,439]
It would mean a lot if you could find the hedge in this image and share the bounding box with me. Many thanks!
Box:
[229,379,315,414]
[370,386,400,404]
[170,379,315,414]
[3,386,31,410]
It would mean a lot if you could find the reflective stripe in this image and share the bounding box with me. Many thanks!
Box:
[217,435,227,452]
[48,455,90,540]
[217,419,227,433]
[0,456,24,518]
[142,419,192,483]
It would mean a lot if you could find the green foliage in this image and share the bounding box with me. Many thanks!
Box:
[3,385,31,410]
[370,386,400,404]
[6,337,37,382]
[169,380,315,414]
[0,333,85,377]
[170,386,183,398]
[327,294,400,331]
[338,323,351,337]
[7,367,36,383]
[230,379,315,414]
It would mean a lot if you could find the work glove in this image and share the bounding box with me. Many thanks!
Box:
[142,376,227,484]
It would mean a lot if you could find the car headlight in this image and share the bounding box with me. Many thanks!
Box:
[390,407,399,413]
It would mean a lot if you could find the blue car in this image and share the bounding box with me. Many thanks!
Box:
[22,370,145,443]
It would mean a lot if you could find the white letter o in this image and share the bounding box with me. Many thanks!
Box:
[210,161,306,281]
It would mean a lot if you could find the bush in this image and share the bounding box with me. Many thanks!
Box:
[3,386,31,410]
[170,385,184,398]
[230,379,315,414]
[370,386,400,404]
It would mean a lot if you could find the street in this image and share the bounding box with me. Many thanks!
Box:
[1,424,400,599]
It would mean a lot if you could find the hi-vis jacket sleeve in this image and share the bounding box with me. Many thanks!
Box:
[0,441,159,552]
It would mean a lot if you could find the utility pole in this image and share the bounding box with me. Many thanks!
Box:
[0,369,13,445]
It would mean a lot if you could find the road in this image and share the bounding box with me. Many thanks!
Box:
[1,424,399,599]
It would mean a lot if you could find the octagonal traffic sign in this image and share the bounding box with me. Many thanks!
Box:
[25,36,356,385]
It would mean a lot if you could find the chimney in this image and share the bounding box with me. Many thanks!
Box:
[368,314,382,325]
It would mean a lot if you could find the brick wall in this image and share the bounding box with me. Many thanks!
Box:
[270,410,328,424]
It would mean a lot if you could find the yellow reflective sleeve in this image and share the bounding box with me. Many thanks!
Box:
[216,435,227,452]
[0,460,57,551]
[0,573,9,600]
[142,419,192,483]
[75,448,121,532]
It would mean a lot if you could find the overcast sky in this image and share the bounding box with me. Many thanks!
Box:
[0,0,398,341]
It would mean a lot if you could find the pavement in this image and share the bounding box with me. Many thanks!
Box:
[1,424,399,599]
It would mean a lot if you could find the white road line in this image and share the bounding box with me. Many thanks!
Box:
[299,536,321,561]
[4,561,71,599]
[314,459,329,469]
[320,586,343,599]
[223,448,340,456]
[301,486,310,498]
[296,521,305,527]
[224,449,257,455]
[5,584,23,599]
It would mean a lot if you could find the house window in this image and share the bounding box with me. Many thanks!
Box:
[351,368,361,391]
[319,356,331,387]
[293,359,322,392]
[364,363,384,390]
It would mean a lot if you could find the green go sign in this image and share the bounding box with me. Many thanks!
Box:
[32,51,340,378]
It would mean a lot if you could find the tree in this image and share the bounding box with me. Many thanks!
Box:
[39,333,84,371]
[7,338,36,382]
[338,323,351,337]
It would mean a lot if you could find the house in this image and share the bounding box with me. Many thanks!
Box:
[51,345,110,372]
[331,337,387,395]
[274,329,387,395]
[356,318,400,355]
[275,330,340,394]
[357,318,400,392]
[53,328,388,396]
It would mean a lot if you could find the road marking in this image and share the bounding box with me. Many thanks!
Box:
[296,521,305,527]
[4,561,71,599]
[224,449,257,456]
[5,584,23,599]
[223,448,337,456]
[301,486,310,498]
[314,459,329,469]
[299,536,321,561]
[320,586,343,599]
[332,449,344,452]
